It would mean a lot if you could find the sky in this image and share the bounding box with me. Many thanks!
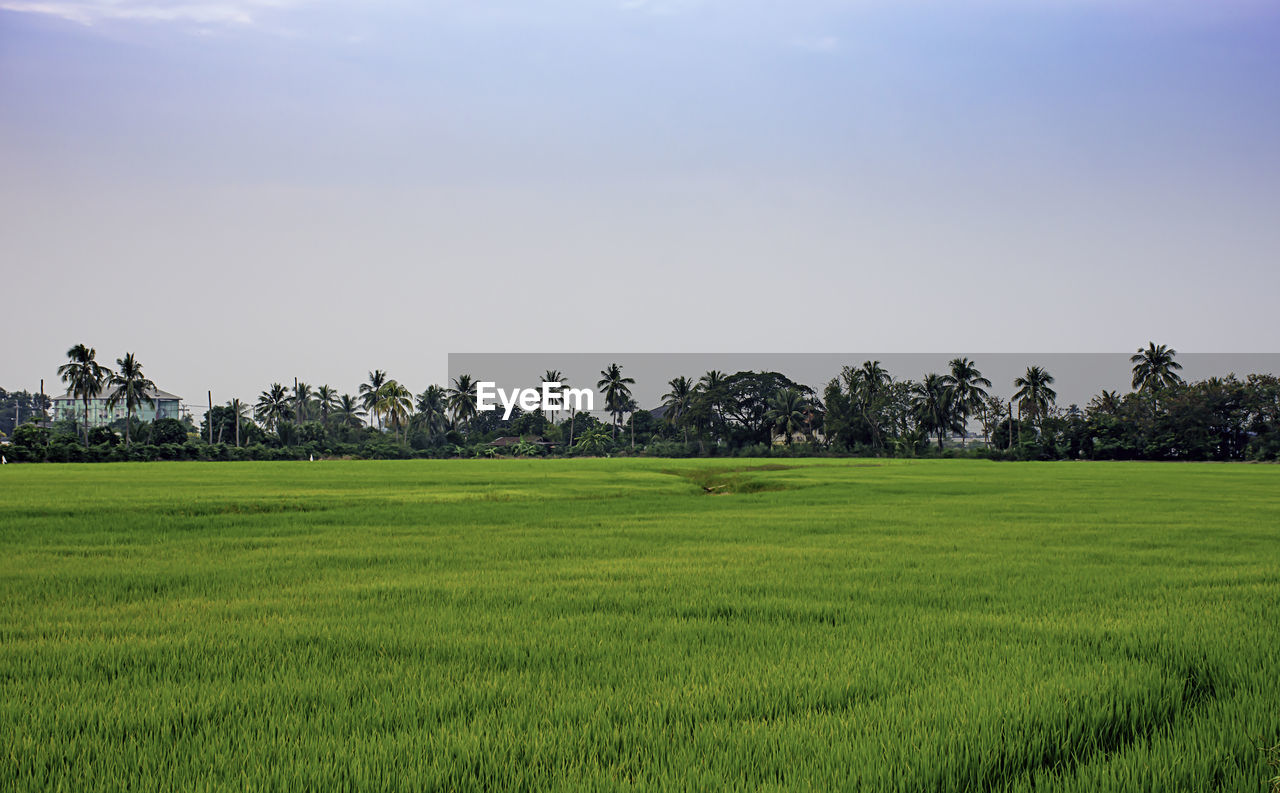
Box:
[2,0,1279,409]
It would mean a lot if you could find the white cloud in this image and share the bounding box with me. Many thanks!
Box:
[0,0,305,26]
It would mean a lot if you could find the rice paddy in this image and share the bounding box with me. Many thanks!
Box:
[2,459,1278,791]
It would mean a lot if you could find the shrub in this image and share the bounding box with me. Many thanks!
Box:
[11,425,48,461]
[88,426,119,447]
[1248,434,1280,462]
[150,418,188,446]
[45,437,85,463]
[512,441,542,457]
[733,443,771,458]
[643,440,694,458]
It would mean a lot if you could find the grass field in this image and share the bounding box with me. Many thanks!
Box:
[2,459,1278,791]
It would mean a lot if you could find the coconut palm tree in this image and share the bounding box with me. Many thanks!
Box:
[416,385,449,439]
[597,363,635,439]
[227,398,248,447]
[334,394,366,429]
[766,388,808,446]
[662,376,694,441]
[857,360,892,394]
[699,370,726,392]
[255,383,290,432]
[316,385,339,425]
[375,380,414,443]
[1131,342,1184,393]
[943,357,991,448]
[1090,390,1122,416]
[622,397,640,450]
[293,381,313,423]
[448,374,478,429]
[692,370,728,443]
[57,343,109,446]
[542,370,563,426]
[847,360,892,452]
[1013,366,1057,430]
[105,352,155,446]
[359,370,387,429]
[561,376,577,448]
[912,374,961,450]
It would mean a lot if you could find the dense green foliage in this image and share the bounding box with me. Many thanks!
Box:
[0,388,51,438]
[7,344,1280,461]
[2,460,1278,791]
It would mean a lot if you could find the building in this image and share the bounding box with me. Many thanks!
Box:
[50,388,182,428]
[771,430,826,446]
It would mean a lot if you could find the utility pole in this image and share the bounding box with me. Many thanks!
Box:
[208,391,213,445]
[1009,398,1015,453]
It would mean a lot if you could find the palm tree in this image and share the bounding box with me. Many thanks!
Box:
[562,377,577,448]
[699,370,726,392]
[597,363,635,439]
[334,394,366,428]
[766,388,808,446]
[227,398,248,447]
[415,385,449,439]
[255,383,290,432]
[943,357,991,448]
[912,373,961,450]
[696,368,727,437]
[622,397,640,450]
[662,376,694,442]
[57,344,109,446]
[698,370,726,433]
[1131,342,1184,394]
[359,370,387,429]
[105,352,155,446]
[857,360,892,394]
[375,380,414,443]
[1090,390,1122,416]
[448,374,478,429]
[316,385,339,425]
[1013,366,1057,430]
[542,370,563,426]
[293,381,313,424]
[848,360,892,452]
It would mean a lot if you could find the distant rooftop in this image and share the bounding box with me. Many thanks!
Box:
[51,387,181,402]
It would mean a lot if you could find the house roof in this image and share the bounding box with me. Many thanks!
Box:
[489,435,554,446]
[52,387,182,402]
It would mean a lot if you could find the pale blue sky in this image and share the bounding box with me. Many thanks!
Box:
[2,1,1278,405]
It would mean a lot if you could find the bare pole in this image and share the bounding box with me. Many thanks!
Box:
[1009,398,1015,452]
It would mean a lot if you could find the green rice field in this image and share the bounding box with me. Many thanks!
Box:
[2,459,1278,791]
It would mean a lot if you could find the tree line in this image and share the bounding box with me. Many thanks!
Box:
[2,342,1278,462]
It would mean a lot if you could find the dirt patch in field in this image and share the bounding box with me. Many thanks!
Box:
[662,461,887,495]
[662,465,800,495]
